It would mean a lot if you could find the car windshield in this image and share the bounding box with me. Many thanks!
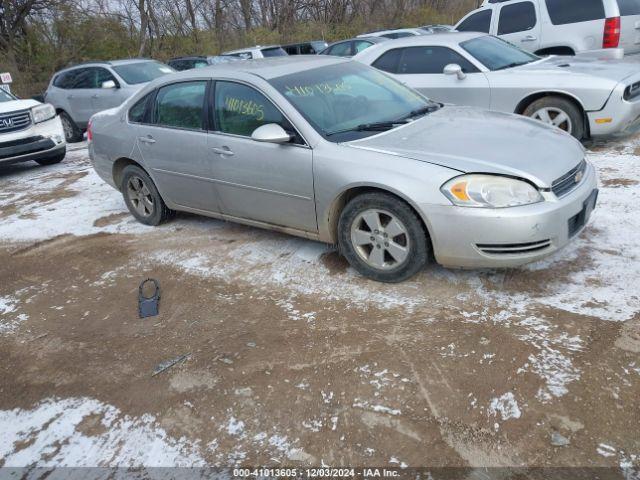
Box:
[0,89,16,102]
[112,61,175,85]
[460,35,539,71]
[269,62,437,142]
[261,47,288,57]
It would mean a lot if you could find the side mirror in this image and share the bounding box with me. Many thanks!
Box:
[102,80,117,89]
[251,123,292,144]
[443,63,466,80]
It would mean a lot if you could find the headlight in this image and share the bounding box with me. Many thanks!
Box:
[31,103,56,124]
[441,174,543,208]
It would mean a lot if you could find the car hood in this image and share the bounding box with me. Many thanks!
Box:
[515,55,640,84]
[345,106,585,188]
[0,99,40,114]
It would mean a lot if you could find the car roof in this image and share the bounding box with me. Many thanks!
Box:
[165,55,349,81]
[373,31,484,47]
[223,45,282,54]
[57,58,158,73]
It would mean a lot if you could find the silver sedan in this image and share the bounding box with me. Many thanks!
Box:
[354,32,640,140]
[88,57,598,282]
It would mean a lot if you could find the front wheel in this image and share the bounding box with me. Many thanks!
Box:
[59,111,84,143]
[35,148,66,166]
[338,192,430,283]
[121,165,173,226]
[523,96,585,140]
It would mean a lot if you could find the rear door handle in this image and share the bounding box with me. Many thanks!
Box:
[212,146,234,156]
[138,136,156,144]
[521,35,537,42]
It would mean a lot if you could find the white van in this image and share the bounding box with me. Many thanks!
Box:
[456,0,640,56]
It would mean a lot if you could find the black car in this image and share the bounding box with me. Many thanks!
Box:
[318,36,390,57]
[167,55,240,71]
[282,41,328,55]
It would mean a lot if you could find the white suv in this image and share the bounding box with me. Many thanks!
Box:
[456,0,640,56]
[0,88,66,168]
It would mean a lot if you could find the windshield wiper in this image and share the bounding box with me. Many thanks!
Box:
[495,61,529,71]
[326,121,403,137]
[398,103,442,122]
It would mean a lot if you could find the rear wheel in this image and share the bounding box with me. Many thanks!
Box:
[121,165,173,226]
[35,148,66,166]
[338,192,429,283]
[523,96,585,140]
[59,111,84,143]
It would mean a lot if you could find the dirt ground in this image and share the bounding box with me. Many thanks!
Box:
[0,140,639,476]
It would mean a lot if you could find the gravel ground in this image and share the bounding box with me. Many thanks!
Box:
[0,138,638,476]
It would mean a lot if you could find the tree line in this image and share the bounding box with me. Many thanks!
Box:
[1,0,478,96]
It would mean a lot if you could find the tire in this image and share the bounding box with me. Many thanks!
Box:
[121,165,173,226]
[523,96,585,140]
[338,192,429,283]
[35,148,66,166]
[59,111,84,143]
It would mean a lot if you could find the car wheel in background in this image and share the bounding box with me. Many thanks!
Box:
[121,165,173,226]
[35,149,66,166]
[338,192,429,283]
[59,111,84,143]
[523,96,584,140]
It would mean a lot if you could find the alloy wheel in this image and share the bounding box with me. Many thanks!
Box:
[531,107,573,134]
[61,116,74,141]
[350,209,410,270]
[127,175,154,217]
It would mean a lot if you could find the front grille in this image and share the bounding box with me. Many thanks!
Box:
[476,239,552,256]
[552,160,587,198]
[0,109,32,134]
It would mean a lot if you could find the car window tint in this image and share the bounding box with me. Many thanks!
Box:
[618,0,640,15]
[354,41,374,53]
[457,10,492,33]
[95,67,117,87]
[69,68,95,88]
[129,92,153,123]
[328,42,353,56]
[53,71,79,89]
[545,0,605,25]
[214,81,291,137]
[300,44,315,54]
[372,49,402,73]
[498,1,536,34]
[398,46,479,74]
[154,81,206,130]
[261,47,288,57]
[194,60,209,68]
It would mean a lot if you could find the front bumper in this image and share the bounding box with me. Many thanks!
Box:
[0,115,66,166]
[587,83,640,137]
[422,162,598,269]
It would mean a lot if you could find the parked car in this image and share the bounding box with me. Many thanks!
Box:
[222,45,288,59]
[45,59,175,143]
[419,24,456,34]
[168,55,241,71]
[357,28,426,39]
[319,36,390,57]
[89,56,597,282]
[0,88,66,167]
[282,41,328,55]
[457,0,640,57]
[355,32,640,139]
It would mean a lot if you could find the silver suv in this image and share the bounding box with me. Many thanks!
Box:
[44,59,175,142]
[456,0,640,56]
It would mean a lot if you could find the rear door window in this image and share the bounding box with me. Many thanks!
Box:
[354,40,374,54]
[498,1,537,34]
[129,92,154,123]
[457,10,493,33]
[398,47,480,74]
[372,49,402,73]
[618,0,640,15]
[545,0,605,25]
[154,81,207,130]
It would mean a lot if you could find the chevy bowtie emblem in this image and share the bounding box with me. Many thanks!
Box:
[0,118,14,128]
[575,171,584,183]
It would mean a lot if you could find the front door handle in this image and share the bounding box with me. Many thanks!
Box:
[138,135,156,144]
[521,35,537,42]
[212,146,234,156]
